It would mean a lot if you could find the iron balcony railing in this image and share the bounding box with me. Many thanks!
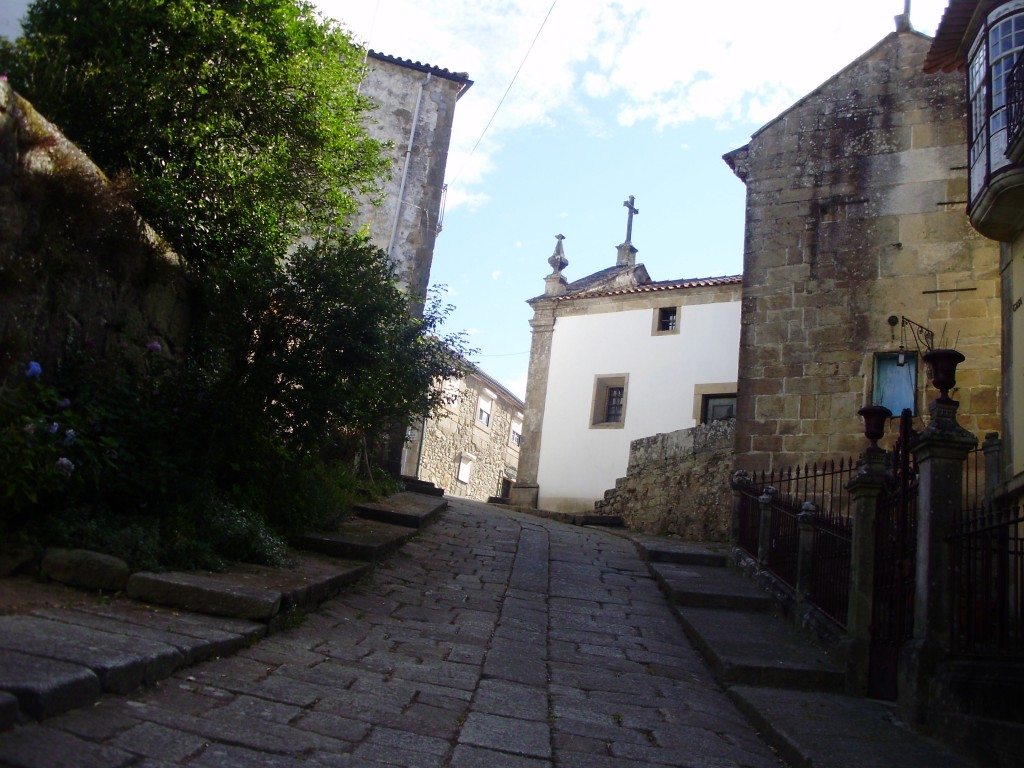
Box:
[1006,52,1024,159]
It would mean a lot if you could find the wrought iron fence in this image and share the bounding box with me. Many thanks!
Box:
[950,499,1024,658]
[734,458,858,626]
[1008,53,1024,152]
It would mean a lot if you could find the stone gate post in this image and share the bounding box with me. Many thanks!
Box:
[898,350,978,723]
[841,447,888,696]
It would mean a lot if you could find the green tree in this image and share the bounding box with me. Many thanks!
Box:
[0,2,472,564]
[0,0,386,268]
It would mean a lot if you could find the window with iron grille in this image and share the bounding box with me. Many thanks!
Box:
[591,375,628,428]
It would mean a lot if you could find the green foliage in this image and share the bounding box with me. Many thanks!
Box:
[1,0,387,270]
[0,2,471,569]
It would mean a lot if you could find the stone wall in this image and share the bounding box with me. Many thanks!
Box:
[724,30,1002,474]
[595,419,735,541]
[0,81,190,380]
[355,53,470,316]
[405,370,522,502]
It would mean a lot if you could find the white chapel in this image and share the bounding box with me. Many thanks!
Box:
[510,198,742,513]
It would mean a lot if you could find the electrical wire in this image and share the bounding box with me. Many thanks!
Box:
[450,0,558,184]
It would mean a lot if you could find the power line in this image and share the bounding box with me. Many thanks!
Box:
[451,0,557,184]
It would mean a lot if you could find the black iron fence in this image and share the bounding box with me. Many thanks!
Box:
[734,458,858,627]
[950,498,1024,658]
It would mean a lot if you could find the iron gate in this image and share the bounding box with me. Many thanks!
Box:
[868,409,918,701]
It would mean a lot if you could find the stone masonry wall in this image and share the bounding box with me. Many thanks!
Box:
[596,419,735,541]
[725,30,1002,474]
[0,82,190,380]
[412,372,521,502]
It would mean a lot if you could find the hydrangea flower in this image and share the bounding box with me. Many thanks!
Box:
[25,361,41,379]
[62,430,77,446]
[58,398,71,410]
[54,457,74,475]
[48,422,59,434]
[146,341,162,353]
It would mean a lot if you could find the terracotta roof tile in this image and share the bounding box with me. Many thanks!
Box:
[552,274,742,302]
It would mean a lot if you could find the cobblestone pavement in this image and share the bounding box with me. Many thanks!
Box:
[0,499,784,768]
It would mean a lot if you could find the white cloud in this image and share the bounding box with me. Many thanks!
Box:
[328,0,951,209]
[466,327,481,335]
[491,270,503,280]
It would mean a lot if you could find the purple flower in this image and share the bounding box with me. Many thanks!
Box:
[58,398,71,410]
[25,361,41,379]
[54,457,74,475]
[146,341,162,353]
[48,422,59,434]
[62,429,77,446]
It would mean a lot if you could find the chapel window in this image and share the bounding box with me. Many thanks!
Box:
[701,394,736,424]
[653,306,679,335]
[591,375,628,428]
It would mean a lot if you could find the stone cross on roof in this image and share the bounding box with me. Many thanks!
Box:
[622,195,639,244]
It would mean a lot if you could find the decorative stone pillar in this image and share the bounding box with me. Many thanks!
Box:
[898,349,978,723]
[757,486,777,567]
[841,447,889,696]
[730,470,751,548]
[796,501,817,609]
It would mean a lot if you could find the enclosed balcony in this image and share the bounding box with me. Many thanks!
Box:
[968,3,1024,241]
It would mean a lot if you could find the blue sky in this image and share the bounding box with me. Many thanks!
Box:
[1,1,954,398]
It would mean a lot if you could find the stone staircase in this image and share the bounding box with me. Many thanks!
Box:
[628,536,981,768]
[0,491,448,730]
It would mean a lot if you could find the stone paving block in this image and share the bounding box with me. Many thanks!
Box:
[449,744,549,768]
[350,725,451,766]
[109,721,208,762]
[0,723,137,768]
[0,647,101,720]
[473,679,548,721]
[127,571,282,621]
[458,712,552,759]
[187,742,312,768]
[0,615,183,694]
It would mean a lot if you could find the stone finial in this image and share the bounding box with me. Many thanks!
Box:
[547,234,568,276]
[544,234,568,297]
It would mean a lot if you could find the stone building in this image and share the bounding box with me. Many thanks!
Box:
[927,0,1024,506]
[355,51,472,316]
[401,365,524,501]
[723,16,1002,474]
[510,206,743,514]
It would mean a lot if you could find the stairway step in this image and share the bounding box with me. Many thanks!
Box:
[632,536,730,567]
[651,562,773,611]
[676,606,844,692]
[355,491,447,528]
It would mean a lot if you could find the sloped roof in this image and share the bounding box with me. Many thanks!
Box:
[924,0,990,73]
[366,50,474,95]
[551,275,742,302]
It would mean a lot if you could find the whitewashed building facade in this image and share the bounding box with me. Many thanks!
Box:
[510,221,742,513]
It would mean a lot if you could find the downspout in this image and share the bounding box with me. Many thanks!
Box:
[388,73,431,256]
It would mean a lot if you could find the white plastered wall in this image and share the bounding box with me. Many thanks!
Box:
[536,299,741,512]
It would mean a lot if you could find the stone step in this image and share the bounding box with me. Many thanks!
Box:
[727,687,979,768]
[0,615,183,695]
[0,649,100,724]
[650,562,773,611]
[399,476,446,497]
[126,552,370,622]
[631,536,730,567]
[675,605,845,692]
[293,516,416,561]
[355,491,448,528]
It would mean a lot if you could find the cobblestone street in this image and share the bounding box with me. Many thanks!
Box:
[0,499,784,767]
